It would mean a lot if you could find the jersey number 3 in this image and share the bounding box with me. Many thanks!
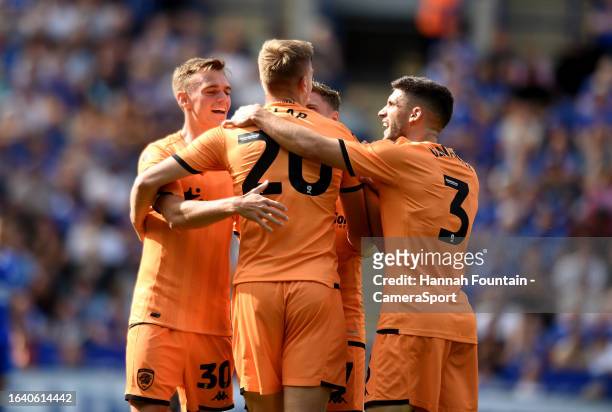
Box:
[438,175,469,245]
[241,131,332,196]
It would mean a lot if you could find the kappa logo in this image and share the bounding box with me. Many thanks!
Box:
[328,389,347,404]
[137,368,155,391]
[211,391,229,401]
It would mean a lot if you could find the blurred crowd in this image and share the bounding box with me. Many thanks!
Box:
[0,0,611,400]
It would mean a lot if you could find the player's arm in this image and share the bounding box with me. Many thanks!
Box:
[130,156,191,239]
[131,127,229,238]
[225,105,399,186]
[363,183,383,238]
[340,186,371,250]
[362,183,384,255]
[225,104,347,169]
[155,181,287,231]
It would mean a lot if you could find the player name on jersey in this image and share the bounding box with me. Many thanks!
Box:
[429,143,473,170]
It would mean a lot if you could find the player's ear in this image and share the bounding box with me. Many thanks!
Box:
[331,111,340,121]
[297,75,307,94]
[177,90,191,110]
[409,106,422,123]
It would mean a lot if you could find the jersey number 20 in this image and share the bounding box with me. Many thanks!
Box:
[241,131,332,196]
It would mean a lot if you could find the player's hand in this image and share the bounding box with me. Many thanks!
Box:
[359,176,374,186]
[234,180,288,232]
[359,176,379,194]
[223,104,263,128]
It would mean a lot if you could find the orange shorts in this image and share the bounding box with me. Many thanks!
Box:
[233,281,346,395]
[125,323,234,411]
[365,331,478,412]
[328,341,366,411]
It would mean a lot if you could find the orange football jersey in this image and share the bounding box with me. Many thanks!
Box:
[174,102,361,287]
[334,198,365,343]
[129,132,234,336]
[342,138,479,343]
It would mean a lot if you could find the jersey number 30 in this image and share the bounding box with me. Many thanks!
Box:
[438,175,469,245]
[241,131,332,196]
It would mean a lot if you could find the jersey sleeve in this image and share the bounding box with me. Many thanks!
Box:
[138,142,169,173]
[338,133,363,191]
[173,126,228,173]
[138,143,182,196]
[339,139,404,185]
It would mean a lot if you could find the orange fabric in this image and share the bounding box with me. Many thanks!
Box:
[335,198,366,343]
[416,0,460,38]
[327,343,366,411]
[125,324,234,411]
[232,281,346,395]
[344,138,479,343]
[365,333,478,412]
[129,132,234,335]
[175,103,360,287]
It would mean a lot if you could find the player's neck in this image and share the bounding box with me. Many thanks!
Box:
[180,124,197,144]
[264,92,305,106]
[407,128,439,143]
[181,120,215,144]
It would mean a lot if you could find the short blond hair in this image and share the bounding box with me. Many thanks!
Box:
[258,39,313,92]
[172,57,225,96]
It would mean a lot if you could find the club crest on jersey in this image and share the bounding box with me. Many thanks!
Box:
[137,368,155,391]
[184,187,202,200]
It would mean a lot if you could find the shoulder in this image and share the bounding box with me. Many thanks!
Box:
[366,137,411,153]
[364,138,437,166]
[140,133,181,163]
[399,138,430,149]
[200,125,260,142]
[304,108,354,139]
[137,132,183,172]
[143,132,182,155]
[396,139,444,157]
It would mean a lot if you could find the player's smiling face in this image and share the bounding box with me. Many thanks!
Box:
[378,88,410,141]
[188,70,232,129]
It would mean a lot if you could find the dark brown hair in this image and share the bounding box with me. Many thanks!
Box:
[391,76,454,129]
[312,81,341,111]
